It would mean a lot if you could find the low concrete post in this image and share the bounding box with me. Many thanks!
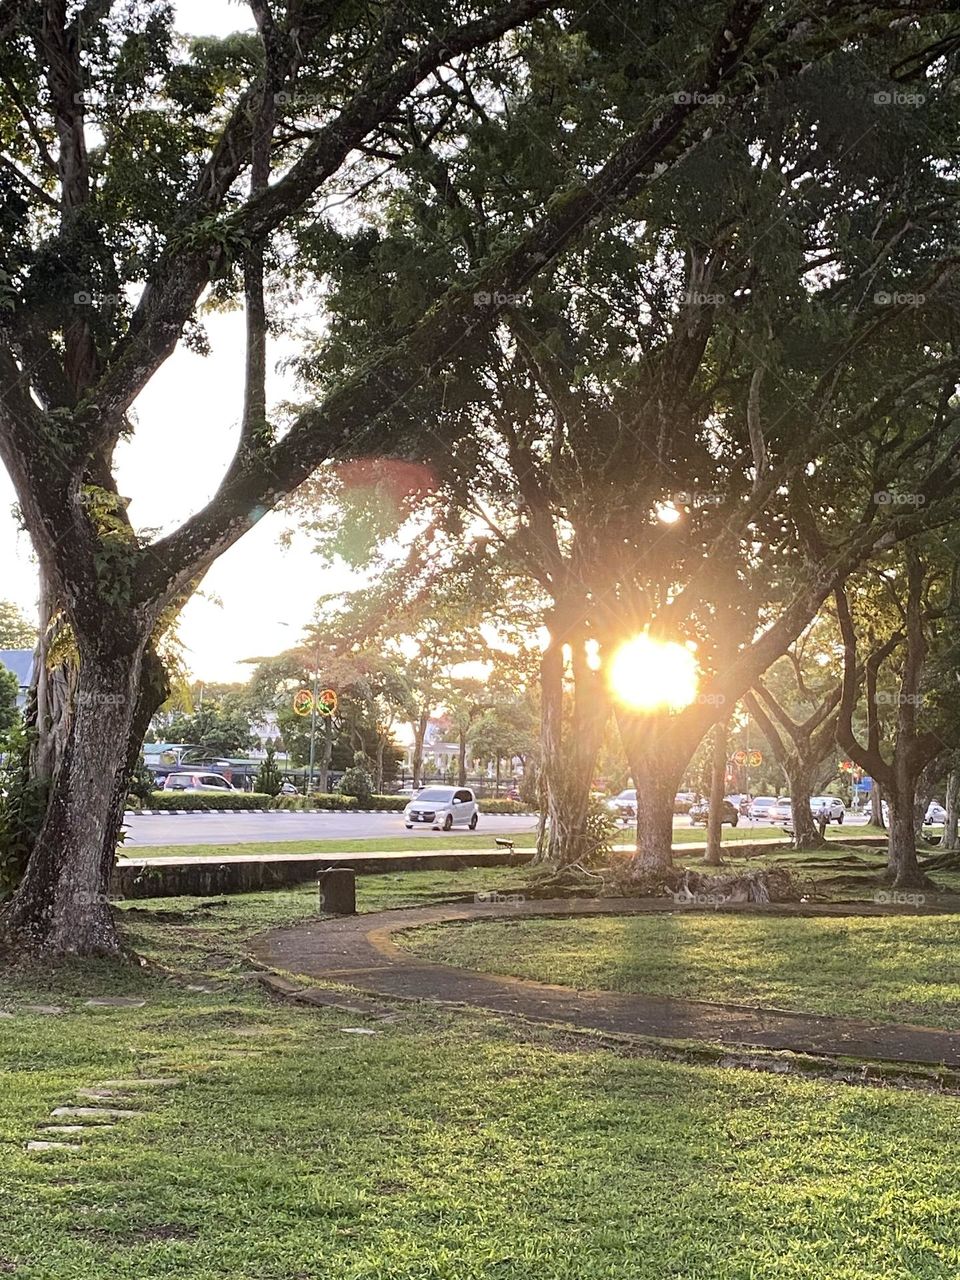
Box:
[319,867,357,915]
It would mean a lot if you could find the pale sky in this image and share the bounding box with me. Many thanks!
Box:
[0,0,361,682]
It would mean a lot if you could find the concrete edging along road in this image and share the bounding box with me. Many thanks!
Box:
[111,833,892,899]
[126,808,539,817]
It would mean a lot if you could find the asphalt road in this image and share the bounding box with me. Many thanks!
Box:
[122,810,542,848]
[121,809,872,848]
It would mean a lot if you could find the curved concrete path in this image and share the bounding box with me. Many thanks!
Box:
[252,897,960,1068]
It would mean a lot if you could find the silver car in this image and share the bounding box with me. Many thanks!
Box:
[404,786,479,831]
[811,796,845,824]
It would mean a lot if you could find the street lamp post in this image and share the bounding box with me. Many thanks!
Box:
[279,623,323,795]
[307,651,320,793]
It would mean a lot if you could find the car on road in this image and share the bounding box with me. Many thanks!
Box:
[162,771,235,793]
[279,781,299,796]
[770,796,793,824]
[926,801,947,824]
[688,797,739,827]
[674,791,696,813]
[749,796,779,821]
[404,786,479,831]
[606,788,638,822]
[811,796,845,824]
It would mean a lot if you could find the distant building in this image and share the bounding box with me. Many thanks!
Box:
[0,648,34,709]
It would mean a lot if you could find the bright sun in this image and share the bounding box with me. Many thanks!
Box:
[607,634,699,712]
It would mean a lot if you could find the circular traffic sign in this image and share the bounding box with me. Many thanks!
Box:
[749,750,763,767]
[733,749,747,766]
[293,689,314,717]
[317,688,338,716]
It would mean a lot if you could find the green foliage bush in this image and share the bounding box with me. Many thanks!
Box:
[338,759,374,805]
[478,799,530,814]
[270,793,407,811]
[270,793,358,811]
[147,791,275,811]
[255,746,283,797]
[0,722,48,899]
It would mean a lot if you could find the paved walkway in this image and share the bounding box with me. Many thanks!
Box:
[252,897,960,1069]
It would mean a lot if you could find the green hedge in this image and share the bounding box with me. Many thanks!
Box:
[148,791,275,811]
[270,794,359,811]
[478,799,529,815]
[272,793,407,812]
[144,791,533,814]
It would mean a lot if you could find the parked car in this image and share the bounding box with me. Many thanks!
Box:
[606,788,638,822]
[404,786,479,831]
[810,796,845,824]
[279,781,299,796]
[688,797,739,827]
[770,797,793,824]
[674,791,696,814]
[926,801,947,824]
[749,795,779,821]
[162,771,235,793]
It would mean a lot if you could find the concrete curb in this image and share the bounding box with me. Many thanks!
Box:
[125,808,539,817]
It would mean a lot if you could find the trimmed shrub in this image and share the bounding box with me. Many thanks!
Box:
[338,762,374,805]
[478,799,530,815]
[271,793,408,811]
[148,791,275,811]
[368,795,408,811]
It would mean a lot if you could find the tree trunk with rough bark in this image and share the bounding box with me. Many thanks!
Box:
[618,711,687,874]
[411,710,429,789]
[703,719,728,866]
[943,770,960,851]
[784,758,824,850]
[886,781,926,888]
[3,630,167,955]
[534,612,607,868]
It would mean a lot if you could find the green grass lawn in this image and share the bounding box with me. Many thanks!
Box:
[402,910,960,1029]
[4,867,960,1278]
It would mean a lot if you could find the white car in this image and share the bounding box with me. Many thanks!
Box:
[606,789,637,823]
[749,795,778,821]
[404,786,479,831]
[811,796,845,824]
[926,801,947,825]
[162,771,235,793]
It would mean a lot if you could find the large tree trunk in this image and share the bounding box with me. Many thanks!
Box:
[457,731,468,787]
[534,611,607,868]
[3,633,161,955]
[784,758,824,850]
[870,781,884,828]
[703,719,728,866]
[943,770,959,851]
[619,711,686,874]
[411,710,428,789]
[885,781,925,888]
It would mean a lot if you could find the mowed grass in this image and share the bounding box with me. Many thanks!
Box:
[402,910,960,1029]
[3,866,960,1278]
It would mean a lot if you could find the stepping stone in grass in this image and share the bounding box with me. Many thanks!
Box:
[96,1079,182,1090]
[84,997,146,1009]
[339,1027,381,1036]
[0,1011,13,1020]
[26,1141,80,1152]
[75,1088,132,1101]
[51,1106,139,1121]
[21,1005,65,1016]
[41,1125,114,1134]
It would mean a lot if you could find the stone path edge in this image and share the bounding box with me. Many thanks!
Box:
[251,896,960,1071]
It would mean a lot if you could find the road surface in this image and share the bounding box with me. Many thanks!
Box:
[122,810,541,848]
[121,809,872,848]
